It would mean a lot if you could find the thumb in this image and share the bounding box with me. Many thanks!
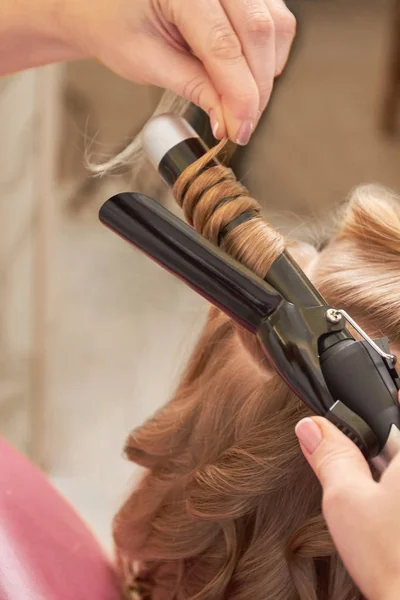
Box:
[295,417,373,494]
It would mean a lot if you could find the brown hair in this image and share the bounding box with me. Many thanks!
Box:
[113,143,400,600]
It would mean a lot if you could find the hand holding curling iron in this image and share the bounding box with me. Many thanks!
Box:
[296,414,400,600]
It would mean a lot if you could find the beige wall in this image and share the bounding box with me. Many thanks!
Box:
[0,71,37,453]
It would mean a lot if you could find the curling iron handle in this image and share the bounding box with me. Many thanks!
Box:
[371,425,400,473]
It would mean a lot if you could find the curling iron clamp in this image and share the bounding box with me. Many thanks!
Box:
[99,114,400,474]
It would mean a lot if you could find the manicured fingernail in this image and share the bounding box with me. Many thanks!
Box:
[236,119,254,146]
[209,109,221,139]
[295,418,323,455]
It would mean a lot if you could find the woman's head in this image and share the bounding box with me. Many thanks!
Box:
[113,142,400,600]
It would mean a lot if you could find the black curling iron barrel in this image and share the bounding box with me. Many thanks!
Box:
[100,113,400,473]
[99,192,282,332]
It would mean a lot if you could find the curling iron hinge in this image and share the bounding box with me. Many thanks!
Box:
[326,309,397,366]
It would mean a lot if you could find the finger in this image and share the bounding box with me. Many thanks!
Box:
[295,416,376,556]
[220,0,275,115]
[265,0,297,76]
[109,37,227,139]
[170,0,259,144]
[295,417,374,496]
[296,417,383,599]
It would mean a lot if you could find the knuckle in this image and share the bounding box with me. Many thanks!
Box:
[315,448,354,487]
[322,484,351,517]
[231,88,259,114]
[316,447,367,516]
[275,10,297,38]
[209,23,243,61]
[180,74,207,107]
[236,89,258,103]
[317,447,353,474]
[246,12,274,39]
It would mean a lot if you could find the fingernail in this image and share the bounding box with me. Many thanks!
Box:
[295,418,323,455]
[209,108,221,140]
[236,119,254,146]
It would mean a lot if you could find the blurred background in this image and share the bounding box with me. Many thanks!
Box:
[0,0,399,553]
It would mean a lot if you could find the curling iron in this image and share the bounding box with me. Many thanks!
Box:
[99,114,400,473]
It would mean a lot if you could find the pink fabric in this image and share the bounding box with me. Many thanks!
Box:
[0,438,121,599]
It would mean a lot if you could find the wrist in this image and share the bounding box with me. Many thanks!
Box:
[0,0,86,76]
